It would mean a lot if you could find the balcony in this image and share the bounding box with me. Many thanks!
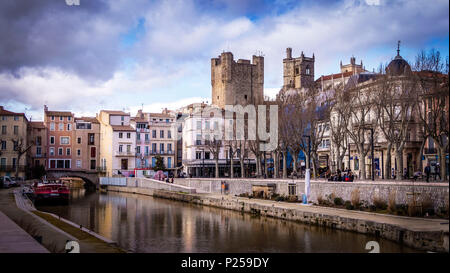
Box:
[0,165,27,172]
[137,128,150,133]
[144,139,151,144]
[136,139,142,144]
[424,148,437,154]
[97,166,107,173]
[115,151,135,157]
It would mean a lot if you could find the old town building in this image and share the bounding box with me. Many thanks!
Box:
[73,117,101,173]
[0,106,29,179]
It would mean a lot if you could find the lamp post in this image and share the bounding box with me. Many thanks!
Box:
[303,135,311,204]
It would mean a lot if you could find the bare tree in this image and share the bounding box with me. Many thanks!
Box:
[414,49,449,180]
[205,134,221,178]
[373,68,418,180]
[344,83,377,180]
[11,137,32,178]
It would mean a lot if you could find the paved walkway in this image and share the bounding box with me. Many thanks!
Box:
[0,210,49,253]
[204,193,449,233]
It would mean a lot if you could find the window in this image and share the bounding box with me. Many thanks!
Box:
[77,137,82,144]
[121,116,124,121]
[126,145,131,152]
[204,152,210,159]
[354,158,359,170]
[168,130,171,139]
[76,122,91,129]
[152,130,156,138]
[77,149,81,156]
[160,130,164,138]
[145,133,149,140]
[51,116,55,121]
[67,123,71,131]
[61,137,70,145]
[88,133,95,145]
[145,146,149,156]
[90,147,96,158]
[13,125,18,135]
[50,136,55,145]
[59,123,63,131]
[68,116,71,121]
[127,132,131,139]
[196,120,202,130]
[13,141,18,151]
[1,141,6,150]
[152,143,156,152]
[64,160,70,169]
[196,134,202,145]
[66,148,71,156]
[36,147,42,155]
[119,145,123,152]
[196,151,202,159]
[288,184,297,196]
[76,160,82,168]
[160,143,164,153]
[306,65,311,75]
[167,157,172,168]
[50,123,55,131]
[60,116,63,121]
[36,136,41,146]
[0,158,6,167]
[90,160,96,170]
[1,116,5,121]
[119,132,123,138]
[168,143,172,152]
[58,148,63,155]
[137,133,141,140]
[50,147,55,156]
[136,146,141,154]
[12,158,17,168]
[1,125,6,134]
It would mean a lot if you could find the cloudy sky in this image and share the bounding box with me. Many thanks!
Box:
[0,0,448,120]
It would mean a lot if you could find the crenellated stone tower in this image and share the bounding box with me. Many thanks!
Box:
[282,47,315,90]
[211,52,264,109]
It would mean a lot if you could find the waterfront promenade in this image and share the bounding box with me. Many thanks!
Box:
[0,210,48,253]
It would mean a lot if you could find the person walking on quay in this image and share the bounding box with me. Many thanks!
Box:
[435,163,441,181]
[424,163,431,182]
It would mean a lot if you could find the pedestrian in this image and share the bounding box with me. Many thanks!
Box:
[435,163,441,181]
[424,163,431,182]
[391,168,395,180]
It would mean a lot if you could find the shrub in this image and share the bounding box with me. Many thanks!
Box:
[388,191,397,214]
[334,197,344,206]
[395,204,408,216]
[317,194,324,205]
[288,195,298,202]
[344,200,354,210]
[421,194,435,216]
[350,188,361,209]
[369,205,376,212]
[373,196,387,210]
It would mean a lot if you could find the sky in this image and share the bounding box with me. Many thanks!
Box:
[0,0,448,121]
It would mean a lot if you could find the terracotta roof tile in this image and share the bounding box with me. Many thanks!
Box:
[45,111,73,117]
[101,110,129,116]
[30,121,45,129]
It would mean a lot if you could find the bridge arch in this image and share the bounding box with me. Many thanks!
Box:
[46,170,100,189]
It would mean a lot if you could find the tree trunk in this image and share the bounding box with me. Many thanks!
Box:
[385,143,392,180]
[240,156,245,178]
[311,153,317,179]
[230,155,234,178]
[395,148,403,180]
[273,151,279,178]
[292,152,298,176]
[282,151,287,179]
[358,144,366,180]
[215,158,219,178]
[438,145,446,181]
[417,139,425,173]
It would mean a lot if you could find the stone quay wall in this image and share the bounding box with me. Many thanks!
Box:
[174,178,449,211]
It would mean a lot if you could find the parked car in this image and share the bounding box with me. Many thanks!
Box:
[9,177,19,187]
[0,176,14,188]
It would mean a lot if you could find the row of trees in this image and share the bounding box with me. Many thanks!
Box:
[199,49,448,181]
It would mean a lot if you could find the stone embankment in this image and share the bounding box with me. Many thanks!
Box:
[104,179,449,252]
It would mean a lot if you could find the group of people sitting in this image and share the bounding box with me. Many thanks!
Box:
[327,169,355,182]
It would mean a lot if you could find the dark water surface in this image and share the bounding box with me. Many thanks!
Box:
[36,189,419,253]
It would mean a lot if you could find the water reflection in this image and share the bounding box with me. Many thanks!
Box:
[36,190,419,253]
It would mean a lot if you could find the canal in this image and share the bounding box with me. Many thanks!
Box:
[36,189,419,253]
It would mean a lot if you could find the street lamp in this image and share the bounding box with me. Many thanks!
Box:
[302,135,311,204]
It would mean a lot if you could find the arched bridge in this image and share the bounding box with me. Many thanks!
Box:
[46,170,101,188]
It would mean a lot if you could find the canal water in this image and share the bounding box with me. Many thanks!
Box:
[36,189,419,253]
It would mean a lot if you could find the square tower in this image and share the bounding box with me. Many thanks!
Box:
[211,52,264,109]
[283,48,315,90]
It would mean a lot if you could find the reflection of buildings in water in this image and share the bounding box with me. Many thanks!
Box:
[182,209,194,252]
[99,193,127,207]
[124,196,137,251]
[70,189,86,200]
[97,200,114,240]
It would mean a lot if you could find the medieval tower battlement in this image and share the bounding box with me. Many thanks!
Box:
[283,47,315,90]
[211,52,264,109]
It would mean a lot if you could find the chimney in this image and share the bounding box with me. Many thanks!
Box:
[44,105,48,112]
